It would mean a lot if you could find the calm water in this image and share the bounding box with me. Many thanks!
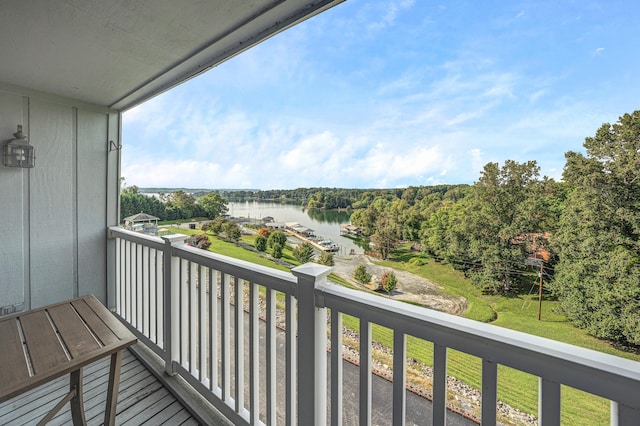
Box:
[228,201,366,255]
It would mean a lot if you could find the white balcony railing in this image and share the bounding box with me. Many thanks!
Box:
[108,227,640,425]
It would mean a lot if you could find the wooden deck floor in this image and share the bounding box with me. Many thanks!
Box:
[0,348,200,426]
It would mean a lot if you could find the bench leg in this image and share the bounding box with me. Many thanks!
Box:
[104,350,123,426]
[70,368,87,426]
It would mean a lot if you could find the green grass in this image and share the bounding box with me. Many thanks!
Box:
[368,244,640,424]
[167,229,637,424]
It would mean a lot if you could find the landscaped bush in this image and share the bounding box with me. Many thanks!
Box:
[193,233,211,250]
[353,264,371,285]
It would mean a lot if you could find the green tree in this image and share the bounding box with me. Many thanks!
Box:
[458,160,554,292]
[293,242,315,263]
[272,242,283,259]
[223,221,241,243]
[120,190,166,222]
[371,211,400,259]
[353,264,371,285]
[255,235,267,252]
[166,190,197,219]
[380,271,398,294]
[318,251,335,266]
[197,192,228,219]
[202,216,226,235]
[551,111,640,344]
[267,230,287,248]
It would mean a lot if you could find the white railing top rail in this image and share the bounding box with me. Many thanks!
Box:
[109,226,166,251]
[319,282,640,410]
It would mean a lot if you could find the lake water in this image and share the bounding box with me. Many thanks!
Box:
[228,201,366,255]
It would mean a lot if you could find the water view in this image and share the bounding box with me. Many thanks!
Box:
[228,201,366,255]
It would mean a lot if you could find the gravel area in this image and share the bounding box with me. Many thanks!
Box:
[331,254,467,315]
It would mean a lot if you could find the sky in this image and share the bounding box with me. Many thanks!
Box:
[122,0,640,190]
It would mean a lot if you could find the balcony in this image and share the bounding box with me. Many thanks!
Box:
[105,226,640,425]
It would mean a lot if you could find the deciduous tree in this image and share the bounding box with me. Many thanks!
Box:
[551,110,640,344]
[197,192,228,219]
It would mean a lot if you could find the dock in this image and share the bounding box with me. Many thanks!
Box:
[284,222,339,252]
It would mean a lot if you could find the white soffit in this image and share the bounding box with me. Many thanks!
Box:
[0,0,343,111]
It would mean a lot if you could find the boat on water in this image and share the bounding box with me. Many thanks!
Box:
[284,222,340,252]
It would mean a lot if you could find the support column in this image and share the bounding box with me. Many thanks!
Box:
[292,262,332,426]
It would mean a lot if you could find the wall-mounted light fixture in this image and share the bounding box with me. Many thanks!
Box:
[3,125,35,168]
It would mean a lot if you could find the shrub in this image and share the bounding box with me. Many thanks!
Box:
[353,264,371,285]
[272,242,283,259]
[318,251,335,266]
[255,235,267,252]
[380,271,398,294]
[268,230,287,248]
[223,221,241,242]
[194,234,211,250]
[293,242,315,263]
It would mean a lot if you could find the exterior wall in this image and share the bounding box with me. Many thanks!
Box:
[0,85,120,313]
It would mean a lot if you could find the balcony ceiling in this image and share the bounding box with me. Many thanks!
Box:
[0,0,342,111]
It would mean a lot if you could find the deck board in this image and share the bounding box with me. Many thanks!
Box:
[0,349,201,426]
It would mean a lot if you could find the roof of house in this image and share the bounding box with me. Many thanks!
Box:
[124,212,160,222]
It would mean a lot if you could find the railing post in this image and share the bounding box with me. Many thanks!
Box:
[162,234,187,376]
[292,263,332,426]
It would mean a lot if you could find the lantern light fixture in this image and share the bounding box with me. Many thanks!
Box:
[3,125,35,168]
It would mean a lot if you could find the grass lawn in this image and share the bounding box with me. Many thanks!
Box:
[166,229,637,424]
[371,244,640,424]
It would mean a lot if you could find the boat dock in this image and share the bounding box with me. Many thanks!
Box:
[283,222,339,252]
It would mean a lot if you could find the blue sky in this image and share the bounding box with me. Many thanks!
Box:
[122,0,640,190]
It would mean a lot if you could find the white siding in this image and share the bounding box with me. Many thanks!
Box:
[77,109,108,301]
[29,99,76,306]
[0,86,119,312]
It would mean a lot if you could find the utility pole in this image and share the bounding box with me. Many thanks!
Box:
[537,261,544,321]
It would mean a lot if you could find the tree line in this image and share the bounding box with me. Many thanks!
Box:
[120,188,228,222]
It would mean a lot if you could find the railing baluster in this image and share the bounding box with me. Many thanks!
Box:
[136,242,142,328]
[125,240,131,322]
[222,273,231,401]
[266,288,276,426]
[190,261,197,374]
[234,276,244,413]
[249,282,259,425]
[210,269,219,394]
[285,293,297,426]
[199,264,206,382]
[180,259,188,366]
[539,377,561,425]
[482,359,497,425]
[142,244,149,336]
[149,248,156,342]
[331,309,343,426]
[360,319,372,426]
[392,330,406,425]
[115,237,121,315]
[433,343,447,425]
[611,400,640,425]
